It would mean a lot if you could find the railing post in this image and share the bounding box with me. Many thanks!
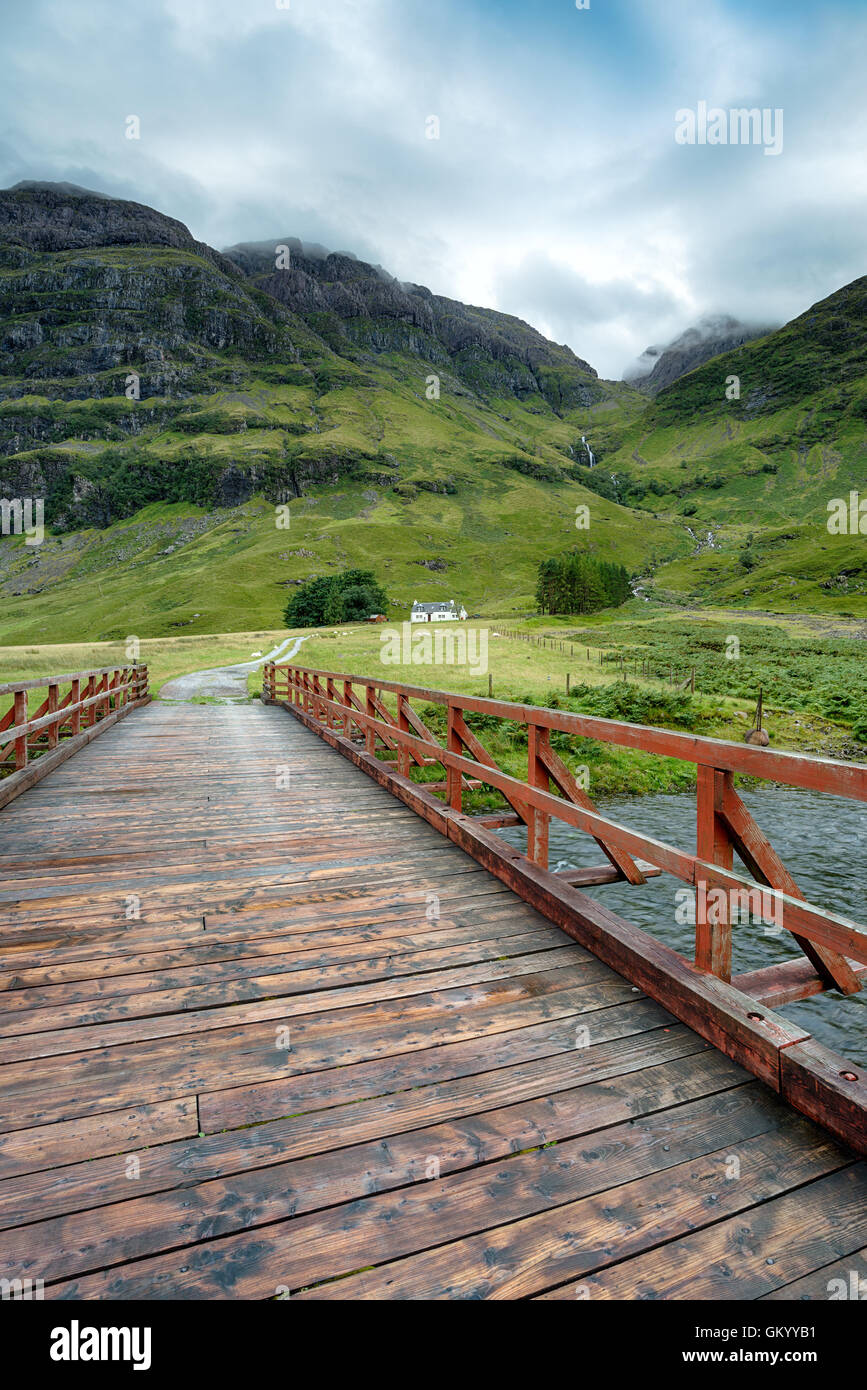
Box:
[13,689,27,770]
[365,685,376,754]
[446,704,463,812]
[326,677,337,730]
[527,722,550,869]
[70,678,81,735]
[696,764,734,980]
[47,682,59,748]
[397,695,411,777]
[83,675,94,726]
[342,680,353,736]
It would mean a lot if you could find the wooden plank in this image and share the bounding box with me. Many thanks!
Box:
[0,1098,198,1182]
[538,1164,867,1300]
[51,1104,841,1299]
[293,1122,849,1302]
[761,1244,867,1301]
[0,948,587,1061]
[0,1014,704,1231]
[0,970,633,1134]
[0,1046,739,1281]
[199,992,669,1133]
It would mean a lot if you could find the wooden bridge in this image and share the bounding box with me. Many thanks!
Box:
[0,659,865,1301]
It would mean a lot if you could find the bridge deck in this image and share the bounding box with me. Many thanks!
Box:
[0,702,864,1300]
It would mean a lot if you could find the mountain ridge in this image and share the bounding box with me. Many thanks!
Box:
[0,180,865,637]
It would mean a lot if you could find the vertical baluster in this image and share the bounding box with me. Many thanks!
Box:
[47,682,59,748]
[526,723,550,869]
[365,685,376,754]
[397,694,411,777]
[446,704,462,812]
[14,689,27,770]
[71,678,81,735]
[695,764,734,980]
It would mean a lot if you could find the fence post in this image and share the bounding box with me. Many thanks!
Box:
[71,678,81,735]
[365,685,376,753]
[446,704,463,812]
[47,682,59,748]
[397,694,411,777]
[695,765,734,980]
[14,689,27,770]
[526,722,550,869]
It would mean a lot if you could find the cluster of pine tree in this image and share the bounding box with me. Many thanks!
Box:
[535,551,631,615]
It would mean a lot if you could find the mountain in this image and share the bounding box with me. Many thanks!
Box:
[589,279,867,612]
[0,182,668,641]
[222,238,601,410]
[0,181,864,640]
[625,315,776,395]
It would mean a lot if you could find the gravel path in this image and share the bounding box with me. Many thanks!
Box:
[159,633,312,702]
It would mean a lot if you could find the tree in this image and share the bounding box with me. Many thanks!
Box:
[284,569,389,628]
[534,550,631,615]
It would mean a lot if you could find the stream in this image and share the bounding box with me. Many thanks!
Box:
[499,785,866,1063]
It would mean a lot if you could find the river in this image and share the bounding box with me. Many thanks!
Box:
[499,785,866,1064]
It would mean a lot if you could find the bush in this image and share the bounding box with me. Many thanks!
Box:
[284,569,388,627]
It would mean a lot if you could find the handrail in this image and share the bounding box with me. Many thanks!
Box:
[266,661,866,996]
[0,664,150,808]
[273,663,867,801]
[0,666,143,696]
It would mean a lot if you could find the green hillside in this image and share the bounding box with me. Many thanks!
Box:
[1,182,865,638]
[584,278,867,614]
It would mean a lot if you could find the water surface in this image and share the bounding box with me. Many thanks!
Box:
[500,785,866,1064]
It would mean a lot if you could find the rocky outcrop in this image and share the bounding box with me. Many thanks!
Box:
[223,239,601,408]
[0,181,610,531]
[0,182,240,277]
[625,315,776,394]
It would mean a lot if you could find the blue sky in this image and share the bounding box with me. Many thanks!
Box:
[2,0,865,375]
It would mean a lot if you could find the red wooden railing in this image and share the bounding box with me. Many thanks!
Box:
[0,664,150,809]
[265,661,867,1007]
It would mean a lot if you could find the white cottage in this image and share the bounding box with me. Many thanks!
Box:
[410,599,468,623]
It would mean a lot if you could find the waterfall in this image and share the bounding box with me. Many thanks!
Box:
[581,435,595,468]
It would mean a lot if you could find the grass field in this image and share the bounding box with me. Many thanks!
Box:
[0,630,287,696]
[3,603,862,801]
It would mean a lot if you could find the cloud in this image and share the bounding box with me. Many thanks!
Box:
[1,0,865,377]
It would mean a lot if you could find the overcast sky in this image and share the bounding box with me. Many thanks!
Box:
[2,0,865,377]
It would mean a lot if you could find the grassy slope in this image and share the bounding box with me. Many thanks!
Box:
[592,279,867,614]
[2,232,865,635]
[0,433,679,645]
